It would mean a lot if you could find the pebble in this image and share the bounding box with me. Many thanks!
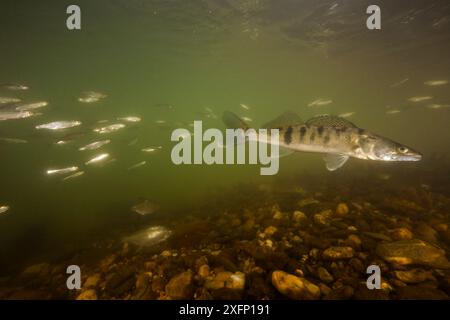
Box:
[292,211,307,222]
[322,247,354,260]
[335,203,349,216]
[165,270,193,299]
[314,210,333,226]
[271,270,321,300]
[317,267,333,283]
[394,268,436,284]
[264,226,278,236]
[198,265,210,278]
[84,274,101,288]
[76,289,97,300]
[390,228,413,240]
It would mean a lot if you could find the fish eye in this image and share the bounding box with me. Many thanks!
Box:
[398,146,408,153]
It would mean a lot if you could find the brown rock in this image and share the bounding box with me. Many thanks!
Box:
[76,289,97,300]
[335,203,349,217]
[322,247,354,260]
[165,270,193,299]
[271,270,320,300]
[390,228,413,241]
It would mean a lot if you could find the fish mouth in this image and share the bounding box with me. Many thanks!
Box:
[397,153,422,161]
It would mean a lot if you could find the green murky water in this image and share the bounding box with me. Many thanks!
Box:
[1,0,450,299]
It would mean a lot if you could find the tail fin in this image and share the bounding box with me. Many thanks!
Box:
[222,111,250,130]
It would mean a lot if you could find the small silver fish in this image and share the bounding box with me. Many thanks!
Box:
[85,153,109,165]
[386,109,401,115]
[132,200,159,215]
[0,137,28,144]
[78,91,107,103]
[118,116,141,122]
[390,78,409,88]
[62,171,85,181]
[426,104,450,110]
[0,205,10,214]
[408,96,433,102]
[2,83,29,91]
[308,99,333,107]
[128,161,146,170]
[240,103,250,110]
[141,146,162,153]
[155,120,166,124]
[93,124,125,134]
[0,110,34,121]
[79,139,110,151]
[241,116,253,122]
[46,166,78,175]
[36,121,81,130]
[15,101,48,111]
[0,97,21,104]
[122,226,171,247]
[424,80,448,86]
[338,112,355,118]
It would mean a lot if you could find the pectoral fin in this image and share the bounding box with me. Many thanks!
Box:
[323,153,349,171]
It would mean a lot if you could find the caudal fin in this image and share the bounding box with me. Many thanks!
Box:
[222,111,250,130]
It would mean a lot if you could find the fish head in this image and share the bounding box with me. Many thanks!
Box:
[359,133,422,162]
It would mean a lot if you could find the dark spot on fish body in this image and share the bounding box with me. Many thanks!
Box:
[317,126,324,136]
[299,126,307,141]
[284,126,293,144]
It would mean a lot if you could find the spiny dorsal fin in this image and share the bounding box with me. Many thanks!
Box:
[323,153,350,171]
[262,111,303,129]
[306,115,357,128]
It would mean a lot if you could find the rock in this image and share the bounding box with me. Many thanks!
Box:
[99,255,116,272]
[273,211,284,220]
[322,247,354,260]
[390,228,413,240]
[271,270,320,300]
[393,268,436,284]
[363,232,392,241]
[346,235,362,248]
[349,258,365,273]
[198,265,210,278]
[76,289,97,300]
[165,270,193,299]
[324,286,354,300]
[84,274,101,288]
[317,267,333,283]
[226,272,245,290]
[318,283,332,296]
[264,226,278,236]
[314,210,333,226]
[415,223,438,243]
[335,203,349,216]
[205,271,246,291]
[376,239,450,269]
[397,285,449,299]
[22,263,50,277]
[292,211,307,222]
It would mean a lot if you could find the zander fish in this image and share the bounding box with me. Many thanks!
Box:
[222,111,422,171]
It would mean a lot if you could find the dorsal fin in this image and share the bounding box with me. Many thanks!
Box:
[306,115,357,128]
[262,111,303,129]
